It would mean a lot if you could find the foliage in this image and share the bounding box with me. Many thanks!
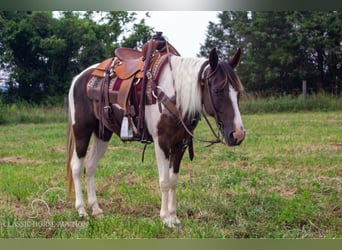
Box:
[0,11,153,104]
[200,11,342,95]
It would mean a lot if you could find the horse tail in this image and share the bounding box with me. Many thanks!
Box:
[66,106,74,197]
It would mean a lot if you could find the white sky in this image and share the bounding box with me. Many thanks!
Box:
[134,11,219,57]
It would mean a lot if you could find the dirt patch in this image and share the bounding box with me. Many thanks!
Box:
[0,156,42,165]
[48,146,66,153]
[270,187,296,198]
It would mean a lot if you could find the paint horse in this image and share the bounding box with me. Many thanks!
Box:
[66,38,245,228]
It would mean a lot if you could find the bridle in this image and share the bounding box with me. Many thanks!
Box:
[178,60,228,147]
[152,50,232,147]
[201,61,228,145]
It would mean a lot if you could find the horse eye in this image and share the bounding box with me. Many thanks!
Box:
[213,88,224,96]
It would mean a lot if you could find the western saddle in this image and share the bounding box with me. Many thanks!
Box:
[86,32,180,142]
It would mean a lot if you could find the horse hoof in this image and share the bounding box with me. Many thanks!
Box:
[173,221,182,230]
[78,207,89,220]
[92,210,104,219]
[79,212,89,220]
[91,205,103,219]
[163,217,182,229]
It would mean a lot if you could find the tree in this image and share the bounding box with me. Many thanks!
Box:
[289,11,342,93]
[0,11,57,102]
[121,18,154,49]
[0,11,153,104]
[200,11,342,95]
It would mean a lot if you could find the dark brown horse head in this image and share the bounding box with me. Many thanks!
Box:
[201,48,245,146]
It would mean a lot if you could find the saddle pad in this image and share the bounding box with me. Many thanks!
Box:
[86,76,120,103]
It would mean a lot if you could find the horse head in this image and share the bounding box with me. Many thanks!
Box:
[201,48,245,146]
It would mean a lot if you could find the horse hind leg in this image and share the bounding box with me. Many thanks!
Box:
[67,116,93,218]
[85,135,109,217]
[70,146,88,218]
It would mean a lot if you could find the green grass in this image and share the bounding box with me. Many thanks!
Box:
[0,112,341,238]
[0,102,66,125]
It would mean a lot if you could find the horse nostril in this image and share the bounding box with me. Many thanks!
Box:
[228,132,237,145]
[228,130,245,145]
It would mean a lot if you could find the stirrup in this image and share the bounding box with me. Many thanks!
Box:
[120,116,133,141]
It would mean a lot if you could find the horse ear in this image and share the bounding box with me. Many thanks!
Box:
[228,48,241,68]
[209,48,218,69]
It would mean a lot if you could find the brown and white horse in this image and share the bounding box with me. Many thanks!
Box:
[66,47,245,228]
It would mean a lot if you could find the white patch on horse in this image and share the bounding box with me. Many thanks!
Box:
[155,61,176,108]
[144,104,161,137]
[68,63,99,125]
[70,149,87,217]
[229,84,244,130]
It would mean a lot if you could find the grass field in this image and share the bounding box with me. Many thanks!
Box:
[0,112,341,238]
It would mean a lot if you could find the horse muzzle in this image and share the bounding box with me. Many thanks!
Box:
[226,129,245,146]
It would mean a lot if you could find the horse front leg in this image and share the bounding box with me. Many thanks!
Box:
[154,142,181,228]
[168,168,180,227]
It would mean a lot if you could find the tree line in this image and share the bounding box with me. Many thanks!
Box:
[200,11,342,96]
[0,11,341,104]
[0,11,152,103]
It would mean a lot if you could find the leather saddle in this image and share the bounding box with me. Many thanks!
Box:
[86,34,180,141]
[114,48,145,79]
[89,49,143,111]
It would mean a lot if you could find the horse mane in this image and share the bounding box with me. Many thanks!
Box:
[168,56,243,119]
[219,61,244,92]
[171,56,207,119]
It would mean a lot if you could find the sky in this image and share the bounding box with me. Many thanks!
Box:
[134,11,219,57]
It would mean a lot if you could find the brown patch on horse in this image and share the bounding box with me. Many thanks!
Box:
[157,111,198,174]
[74,69,113,157]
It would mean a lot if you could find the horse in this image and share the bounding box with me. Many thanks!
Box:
[66,40,245,228]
